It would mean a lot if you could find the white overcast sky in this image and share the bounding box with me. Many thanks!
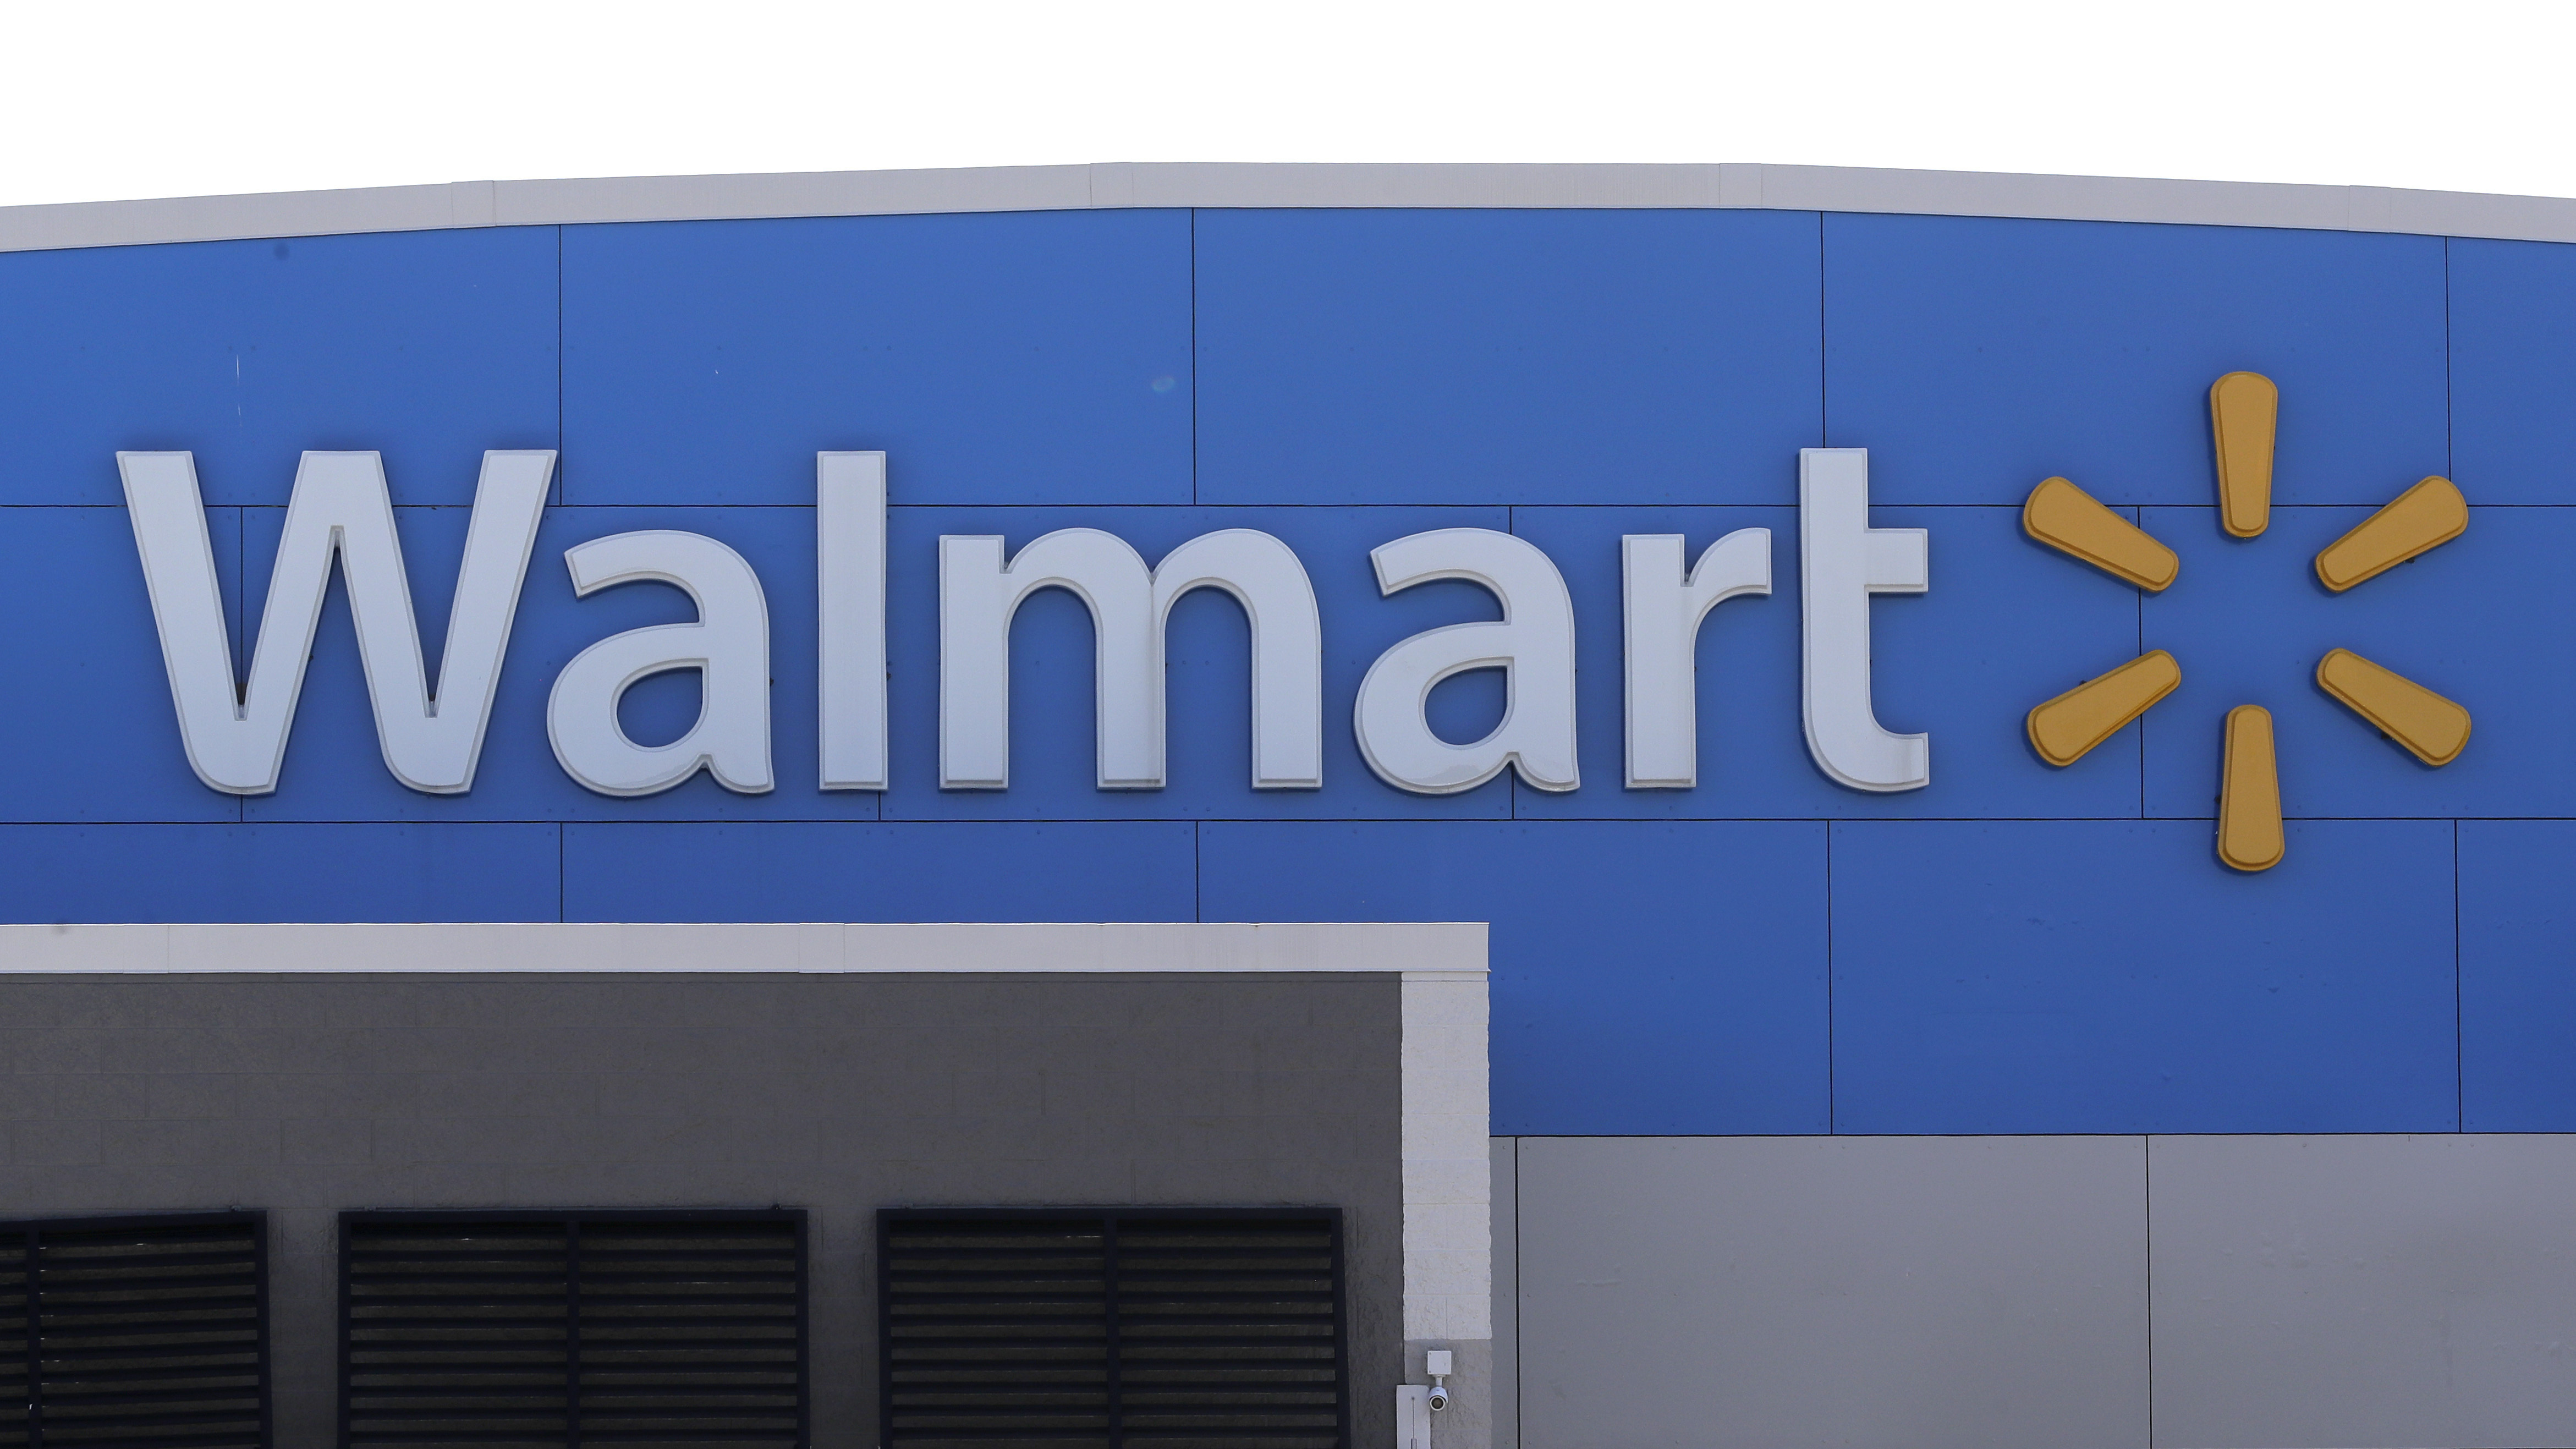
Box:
[3,0,2567,207]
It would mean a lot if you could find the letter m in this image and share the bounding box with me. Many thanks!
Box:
[120,450,554,795]
[938,528,1323,791]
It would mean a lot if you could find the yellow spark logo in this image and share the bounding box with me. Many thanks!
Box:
[2020,372,2472,872]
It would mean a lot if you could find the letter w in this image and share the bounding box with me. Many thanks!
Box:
[120,450,554,795]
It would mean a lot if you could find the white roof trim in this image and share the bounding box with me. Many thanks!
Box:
[4,162,2575,253]
[0,921,1489,975]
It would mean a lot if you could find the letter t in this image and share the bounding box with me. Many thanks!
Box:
[1798,448,1929,792]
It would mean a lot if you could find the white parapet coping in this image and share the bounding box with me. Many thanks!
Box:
[6,161,2576,254]
[0,919,1484,975]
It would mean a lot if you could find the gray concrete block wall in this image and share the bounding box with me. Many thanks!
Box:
[0,973,1406,1449]
[1493,1134,2576,1449]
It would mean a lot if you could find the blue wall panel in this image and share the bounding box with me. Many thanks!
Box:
[1831,820,2458,1133]
[0,508,240,822]
[1200,821,1831,1135]
[561,211,1193,506]
[2460,821,2576,1130]
[2451,238,2576,505]
[0,228,559,507]
[1194,210,1823,505]
[0,824,559,923]
[562,822,1196,923]
[1823,214,2448,506]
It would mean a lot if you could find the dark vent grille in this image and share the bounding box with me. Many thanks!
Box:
[0,1212,268,1449]
[340,1211,805,1449]
[879,1210,1347,1449]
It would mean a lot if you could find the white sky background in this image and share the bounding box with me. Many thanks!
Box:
[1,0,2567,207]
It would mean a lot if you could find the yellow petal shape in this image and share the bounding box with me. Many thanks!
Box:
[2026,650,2182,766]
[2316,648,2471,766]
[2218,704,2284,872]
[2022,477,2180,590]
[2313,476,2468,592]
[2210,371,2277,539]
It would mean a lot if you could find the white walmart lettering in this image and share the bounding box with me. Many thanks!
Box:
[120,448,1931,800]
[938,526,1322,791]
[119,449,551,796]
[817,452,889,791]
[1353,528,1580,794]
[1621,528,1771,789]
[547,530,774,797]
[1798,448,1931,792]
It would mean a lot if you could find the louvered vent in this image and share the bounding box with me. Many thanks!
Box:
[0,1212,269,1449]
[340,1211,805,1449]
[878,1210,1347,1449]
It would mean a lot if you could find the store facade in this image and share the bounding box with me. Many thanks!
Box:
[3,161,2576,1448]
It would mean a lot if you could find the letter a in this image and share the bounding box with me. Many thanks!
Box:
[547,531,775,798]
[1353,528,1578,794]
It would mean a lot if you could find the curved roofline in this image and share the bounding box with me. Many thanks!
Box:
[6,160,2576,254]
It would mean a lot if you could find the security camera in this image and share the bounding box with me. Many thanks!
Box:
[1425,1349,1453,1412]
[1426,1383,1451,1413]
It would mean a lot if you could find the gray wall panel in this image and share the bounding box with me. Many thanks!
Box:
[0,972,1405,1449]
[1514,1135,2149,1449]
[2149,1133,2576,1449]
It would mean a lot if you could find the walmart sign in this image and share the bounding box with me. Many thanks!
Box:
[118,372,2467,875]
